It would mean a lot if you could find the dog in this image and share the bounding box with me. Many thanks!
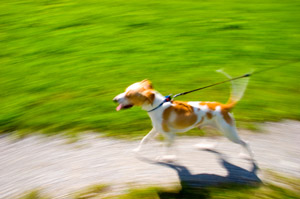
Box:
[113,73,253,161]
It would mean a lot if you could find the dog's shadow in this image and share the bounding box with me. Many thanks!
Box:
[137,149,261,198]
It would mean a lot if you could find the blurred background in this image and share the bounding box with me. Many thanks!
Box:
[1,0,300,198]
[0,0,299,138]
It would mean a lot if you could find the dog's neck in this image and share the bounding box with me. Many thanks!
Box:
[142,91,166,112]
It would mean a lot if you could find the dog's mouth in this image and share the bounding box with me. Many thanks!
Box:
[116,104,133,111]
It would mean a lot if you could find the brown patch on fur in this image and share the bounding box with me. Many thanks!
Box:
[206,112,213,119]
[221,110,233,125]
[196,117,204,126]
[162,120,170,132]
[199,101,236,111]
[199,102,221,110]
[162,101,197,132]
[125,80,155,106]
[199,101,235,123]
[199,101,234,124]
[140,90,155,105]
[162,106,172,132]
[126,91,147,106]
[162,105,172,120]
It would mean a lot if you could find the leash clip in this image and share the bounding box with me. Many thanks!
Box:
[147,94,172,113]
[165,95,172,102]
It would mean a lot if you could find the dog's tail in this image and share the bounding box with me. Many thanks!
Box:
[217,69,250,110]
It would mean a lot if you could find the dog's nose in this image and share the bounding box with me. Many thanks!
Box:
[113,97,118,103]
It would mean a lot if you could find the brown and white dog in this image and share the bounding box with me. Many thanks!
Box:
[113,74,253,161]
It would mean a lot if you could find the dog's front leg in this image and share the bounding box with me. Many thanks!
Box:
[160,132,177,162]
[133,128,158,153]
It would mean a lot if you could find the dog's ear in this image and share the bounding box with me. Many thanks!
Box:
[141,79,153,89]
[143,90,155,105]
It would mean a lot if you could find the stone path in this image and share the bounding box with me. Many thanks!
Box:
[0,121,299,198]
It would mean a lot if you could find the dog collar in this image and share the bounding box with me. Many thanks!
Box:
[147,95,172,112]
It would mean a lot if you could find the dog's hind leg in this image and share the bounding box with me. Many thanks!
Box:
[133,128,158,153]
[194,125,218,150]
[215,116,254,160]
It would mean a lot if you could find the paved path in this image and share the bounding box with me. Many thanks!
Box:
[0,121,299,198]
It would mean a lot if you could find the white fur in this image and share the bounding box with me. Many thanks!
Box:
[115,77,254,162]
[132,91,253,161]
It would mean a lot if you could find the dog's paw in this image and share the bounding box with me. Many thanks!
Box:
[156,155,177,163]
[194,142,216,150]
[238,152,250,159]
[132,148,140,153]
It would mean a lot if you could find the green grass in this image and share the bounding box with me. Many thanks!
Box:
[114,183,300,199]
[17,184,300,199]
[19,172,300,199]
[17,172,300,199]
[1,0,300,137]
[110,171,300,199]
[18,189,49,199]
[73,184,109,199]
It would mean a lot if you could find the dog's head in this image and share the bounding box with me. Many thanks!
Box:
[113,79,155,111]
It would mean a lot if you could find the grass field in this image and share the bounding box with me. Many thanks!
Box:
[116,183,300,199]
[18,184,300,199]
[1,0,300,137]
[18,173,300,199]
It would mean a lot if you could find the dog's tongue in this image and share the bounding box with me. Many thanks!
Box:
[116,104,123,111]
